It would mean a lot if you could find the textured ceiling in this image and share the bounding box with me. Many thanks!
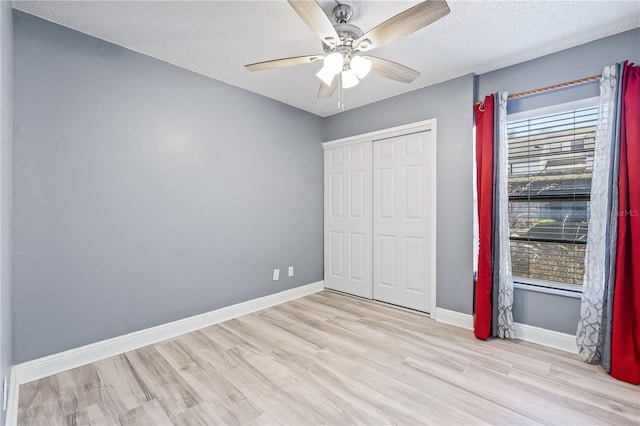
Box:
[12,0,640,117]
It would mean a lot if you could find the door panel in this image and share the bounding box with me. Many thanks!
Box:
[373,131,433,312]
[405,165,423,219]
[378,235,396,287]
[405,236,424,293]
[329,231,343,278]
[349,232,364,281]
[324,143,372,298]
[349,171,364,218]
[378,168,396,219]
[329,173,343,218]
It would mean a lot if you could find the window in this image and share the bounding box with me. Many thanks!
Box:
[571,138,585,151]
[549,142,563,153]
[507,105,598,288]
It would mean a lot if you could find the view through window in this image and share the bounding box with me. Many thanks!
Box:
[507,105,598,287]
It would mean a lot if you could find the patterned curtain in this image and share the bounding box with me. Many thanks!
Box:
[495,92,515,339]
[576,65,620,363]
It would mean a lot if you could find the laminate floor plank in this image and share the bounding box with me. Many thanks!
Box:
[240,311,325,354]
[308,350,455,425]
[222,345,341,425]
[258,307,369,358]
[175,365,260,424]
[18,290,640,425]
[166,338,263,424]
[55,364,103,417]
[92,354,152,415]
[507,368,637,424]
[118,399,173,425]
[313,343,532,425]
[269,345,412,425]
[18,376,59,411]
[124,346,201,418]
[18,397,65,426]
[274,335,456,425]
[171,402,240,426]
[65,401,119,426]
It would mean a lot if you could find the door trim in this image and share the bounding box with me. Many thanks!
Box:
[323,119,437,149]
[323,119,437,318]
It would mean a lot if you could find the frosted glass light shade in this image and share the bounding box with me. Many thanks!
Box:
[350,56,372,79]
[316,52,344,85]
[324,52,344,74]
[341,69,359,89]
[316,66,336,85]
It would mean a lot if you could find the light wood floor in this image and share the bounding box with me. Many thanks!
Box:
[18,290,639,425]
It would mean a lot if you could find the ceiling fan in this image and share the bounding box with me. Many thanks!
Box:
[245,0,450,100]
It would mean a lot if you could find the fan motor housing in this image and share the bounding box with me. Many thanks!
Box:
[323,4,363,53]
[334,24,363,46]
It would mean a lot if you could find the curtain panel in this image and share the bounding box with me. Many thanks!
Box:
[495,92,515,339]
[611,61,640,384]
[577,61,640,385]
[577,65,620,363]
[474,95,495,340]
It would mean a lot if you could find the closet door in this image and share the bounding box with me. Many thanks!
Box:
[324,143,373,298]
[373,131,434,312]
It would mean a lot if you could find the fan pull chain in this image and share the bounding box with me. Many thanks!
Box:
[338,74,345,111]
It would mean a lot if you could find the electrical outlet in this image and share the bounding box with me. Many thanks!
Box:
[288,266,294,277]
[273,269,280,280]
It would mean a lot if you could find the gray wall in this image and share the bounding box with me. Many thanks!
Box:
[478,28,640,100]
[478,28,640,335]
[513,290,581,335]
[13,11,324,363]
[325,75,476,315]
[1,1,14,422]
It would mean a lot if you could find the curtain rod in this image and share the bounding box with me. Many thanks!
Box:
[475,74,602,110]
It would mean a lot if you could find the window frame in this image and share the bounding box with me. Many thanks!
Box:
[506,97,599,293]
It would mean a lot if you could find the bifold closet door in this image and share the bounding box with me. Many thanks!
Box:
[324,143,373,298]
[373,131,434,312]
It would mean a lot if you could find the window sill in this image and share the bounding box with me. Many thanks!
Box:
[513,280,583,299]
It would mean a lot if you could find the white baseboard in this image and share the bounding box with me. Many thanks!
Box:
[513,322,578,354]
[14,281,324,385]
[435,308,577,354]
[435,308,473,330]
[5,367,18,426]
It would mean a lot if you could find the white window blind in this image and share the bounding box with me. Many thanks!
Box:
[507,105,598,286]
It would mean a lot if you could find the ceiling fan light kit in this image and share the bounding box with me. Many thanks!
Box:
[316,52,372,88]
[245,0,450,103]
[341,68,360,89]
[351,55,372,79]
[316,51,344,85]
[316,65,336,86]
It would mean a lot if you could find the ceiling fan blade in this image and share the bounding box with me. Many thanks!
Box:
[354,0,450,52]
[288,0,340,48]
[245,55,323,71]
[367,56,420,83]
[318,79,338,99]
